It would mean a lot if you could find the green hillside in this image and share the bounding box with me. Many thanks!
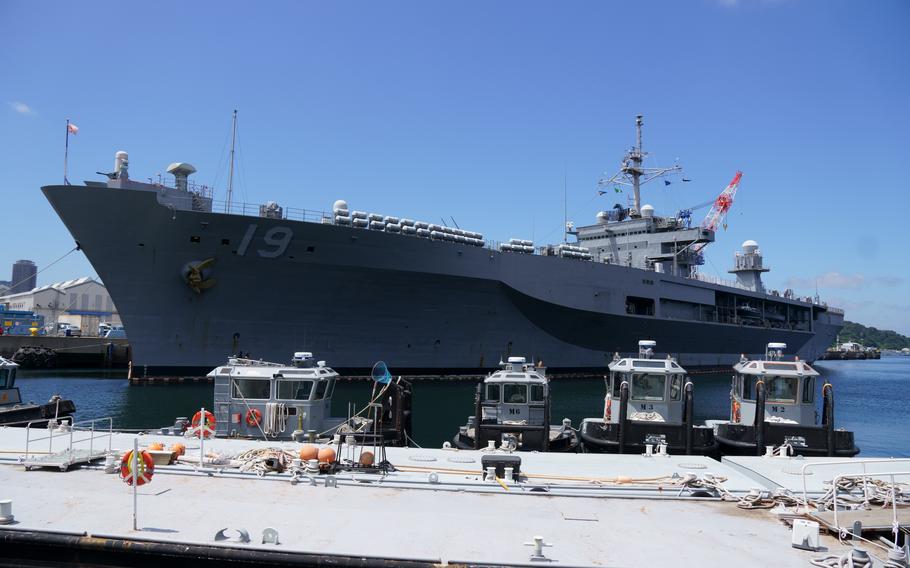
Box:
[835,321,910,350]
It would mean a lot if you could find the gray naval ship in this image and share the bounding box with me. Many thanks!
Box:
[41,116,843,376]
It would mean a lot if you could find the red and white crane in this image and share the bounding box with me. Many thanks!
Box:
[701,171,743,232]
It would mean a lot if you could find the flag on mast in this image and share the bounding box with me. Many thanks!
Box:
[64,119,79,185]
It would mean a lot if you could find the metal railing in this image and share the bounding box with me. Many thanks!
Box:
[798,458,910,507]
[211,200,332,223]
[24,417,113,461]
[831,470,908,544]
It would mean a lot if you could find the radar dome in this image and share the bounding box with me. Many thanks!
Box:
[742,240,759,254]
[641,204,655,218]
[333,199,349,211]
[597,211,609,224]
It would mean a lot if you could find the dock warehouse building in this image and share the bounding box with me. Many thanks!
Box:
[0,277,120,335]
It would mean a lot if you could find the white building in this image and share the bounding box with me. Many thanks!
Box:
[0,277,120,335]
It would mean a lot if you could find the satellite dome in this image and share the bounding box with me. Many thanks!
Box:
[742,240,759,254]
[333,199,349,211]
[641,204,655,218]
[597,211,609,223]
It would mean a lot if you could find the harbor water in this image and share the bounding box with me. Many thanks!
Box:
[13,357,910,457]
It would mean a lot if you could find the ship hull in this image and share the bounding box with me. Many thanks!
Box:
[41,185,843,376]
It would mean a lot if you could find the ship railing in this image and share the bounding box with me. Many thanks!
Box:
[209,200,332,224]
[23,416,114,462]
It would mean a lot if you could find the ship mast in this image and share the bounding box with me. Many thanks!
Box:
[226,109,238,212]
[599,114,682,214]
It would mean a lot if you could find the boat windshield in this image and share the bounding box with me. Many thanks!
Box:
[0,368,11,388]
[742,374,797,402]
[631,373,666,401]
[530,384,544,403]
[503,383,528,404]
[765,375,798,402]
[277,379,313,400]
[231,378,271,400]
[485,383,500,402]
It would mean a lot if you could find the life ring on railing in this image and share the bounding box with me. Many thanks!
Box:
[191,410,216,438]
[120,450,155,486]
[603,392,613,422]
[732,399,742,423]
[245,408,262,427]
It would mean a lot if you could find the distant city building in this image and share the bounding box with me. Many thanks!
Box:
[0,277,120,335]
[10,260,37,294]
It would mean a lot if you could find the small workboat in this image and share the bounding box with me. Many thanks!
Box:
[710,342,859,457]
[579,341,717,455]
[453,356,578,452]
[182,352,413,446]
[0,356,76,426]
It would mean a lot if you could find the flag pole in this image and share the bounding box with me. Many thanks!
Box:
[64,118,70,185]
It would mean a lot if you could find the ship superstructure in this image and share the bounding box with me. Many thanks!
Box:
[41,116,843,376]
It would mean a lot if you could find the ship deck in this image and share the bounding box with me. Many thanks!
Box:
[0,426,904,567]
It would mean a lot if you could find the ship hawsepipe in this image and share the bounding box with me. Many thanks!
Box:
[41,184,842,377]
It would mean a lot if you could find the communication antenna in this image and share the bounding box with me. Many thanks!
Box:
[563,165,568,244]
[598,115,682,214]
[226,109,238,212]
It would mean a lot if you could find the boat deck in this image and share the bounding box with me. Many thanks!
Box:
[0,426,903,567]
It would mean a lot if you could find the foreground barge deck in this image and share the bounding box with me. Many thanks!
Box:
[0,427,905,567]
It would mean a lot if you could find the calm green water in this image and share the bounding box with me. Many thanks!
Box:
[14,357,910,457]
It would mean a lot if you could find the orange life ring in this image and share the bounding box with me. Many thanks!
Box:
[120,450,155,486]
[191,410,216,438]
[245,408,262,427]
[732,399,742,423]
[604,393,613,422]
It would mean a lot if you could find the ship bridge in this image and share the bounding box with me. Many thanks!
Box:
[575,209,714,277]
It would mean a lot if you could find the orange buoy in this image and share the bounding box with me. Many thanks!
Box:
[170,443,186,456]
[299,445,318,461]
[147,442,164,451]
[120,450,155,486]
[191,410,216,438]
[359,451,375,466]
[317,447,336,463]
[245,408,262,427]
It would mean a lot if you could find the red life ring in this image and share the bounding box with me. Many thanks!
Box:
[603,393,613,422]
[120,450,155,486]
[191,410,216,439]
[245,408,262,427]
[732,399,742,423]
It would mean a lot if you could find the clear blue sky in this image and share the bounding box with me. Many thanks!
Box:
[2,0,908,333]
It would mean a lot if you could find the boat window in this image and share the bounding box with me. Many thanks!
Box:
[503,384,528,404]
[802,376,815,404]
[631,373,665,401]
[312,379,329,400]
[670,374,682,401]
[325,379,336,399]
[530,384,544,403]
[231,378,271,400]
[611,373,623,397]
[742,374,757,400]
[485,383,501,402]
[635,360,666,369]
[764,362,797,371]
[766,375,798,402]
[277,379,313,400]
[0,368,8,388]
